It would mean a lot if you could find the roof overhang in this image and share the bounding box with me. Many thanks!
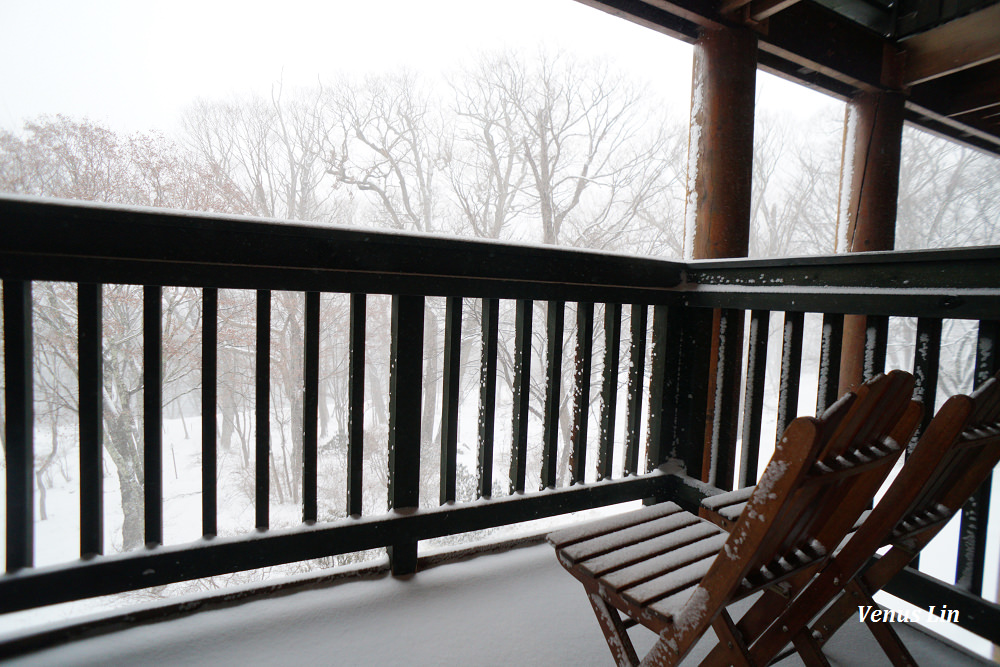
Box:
[578,0,1000,156]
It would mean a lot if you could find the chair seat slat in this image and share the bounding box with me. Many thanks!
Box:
[561,511,702,565]
[597,530,728,590]
[548,502,682,549]
[621,554,715,607]
[577,521,723,577]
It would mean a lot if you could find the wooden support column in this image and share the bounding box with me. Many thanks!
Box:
[687,26,756,261]
[837,88,906,395]
[686,27,756,488]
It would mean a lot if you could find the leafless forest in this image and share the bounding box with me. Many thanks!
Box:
[1,51,998,592]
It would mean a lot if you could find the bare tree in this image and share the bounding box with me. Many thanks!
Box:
[182,85,343,223]
[499,51,672,247]
[896,126,1000,251]
[0,116,238,549]
[749,110,842,258]
[447,55,531,240]
[325,72,449,233]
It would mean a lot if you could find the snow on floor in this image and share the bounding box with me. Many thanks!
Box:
[5,543,993,666]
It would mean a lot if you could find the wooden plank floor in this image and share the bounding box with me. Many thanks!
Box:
[3,543,993,666]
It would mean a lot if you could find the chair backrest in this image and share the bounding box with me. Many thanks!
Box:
[693,371,919,607]
[746,374,1000,667]
[873,374,1000,551]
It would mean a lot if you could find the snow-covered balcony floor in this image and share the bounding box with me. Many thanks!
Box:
[5,542,992,666]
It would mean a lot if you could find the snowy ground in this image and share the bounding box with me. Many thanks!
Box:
[3,542,992,666]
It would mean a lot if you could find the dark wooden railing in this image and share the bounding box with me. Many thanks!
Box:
[2,196,1000,645]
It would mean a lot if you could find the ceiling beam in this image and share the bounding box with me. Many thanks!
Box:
[909,59,1000,116]
[905,102,1000,156]
[747,0,803,22]
[579,0,1000,156]
[586,0,887,88]
[758,1,887,90]
[719,0,752,14]
[719,0,805,22]
[575,0,701,41]
[902,4,1000,85]
[636,0,726,31]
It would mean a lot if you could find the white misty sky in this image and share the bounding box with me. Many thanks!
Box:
[1,0,835,134]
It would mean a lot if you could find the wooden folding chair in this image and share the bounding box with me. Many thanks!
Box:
[548,371,920,667]
[718,373,1000,667]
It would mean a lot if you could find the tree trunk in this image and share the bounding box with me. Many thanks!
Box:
[37,415,61,521]
[220,384,237,453]
[421,311,439,447]
[555,400,573,487]
[104,405,145,551]
[319,379,330,438]
[36,469,48,521]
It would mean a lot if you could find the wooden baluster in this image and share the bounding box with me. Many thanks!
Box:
[509,299,533,494]
[387,295,424,575]
[815,312,844,416]
[597,303,622,481]
[440,296,462,504]
[774,311,804,448]
[910,317,942,452]
[255,289,270,530]
[740,310,770,487]
[863,314,889,382]
[79,283,104,554]
[705,308,744,490]
[201,288,218,537]
[571,302,594,485]
[623,305,648,476]
[957,319,999,594]
[144,285,163,545]
[541,301,564,490]
[4,280,34,570]
[347,294,366,517]
[478,298,499,498]
[303,291,320,523]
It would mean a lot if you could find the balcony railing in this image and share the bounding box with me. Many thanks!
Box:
[2,195,999,646]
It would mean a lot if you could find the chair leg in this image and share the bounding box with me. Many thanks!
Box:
[864,620,919,667]
[848,581,919,667]
[792,629,833,667]
[699,588,791,666]
[709,610,754,667]
[809,551,918,651]
[588,592,641,667]
[808,590,854,649]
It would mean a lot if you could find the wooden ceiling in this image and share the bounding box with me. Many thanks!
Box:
[580,0,1000,155]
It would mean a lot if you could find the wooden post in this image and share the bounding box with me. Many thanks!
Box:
[687,27,756,261]
[388,295,424,575]
[837,89,906,394]
[686,27,756,488]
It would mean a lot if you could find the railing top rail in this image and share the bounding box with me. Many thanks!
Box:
[686,245,1000,288]
[3,195,999,316]
[686,245,1000,271]
[0,195,684,302]
[681,247,1000,319]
